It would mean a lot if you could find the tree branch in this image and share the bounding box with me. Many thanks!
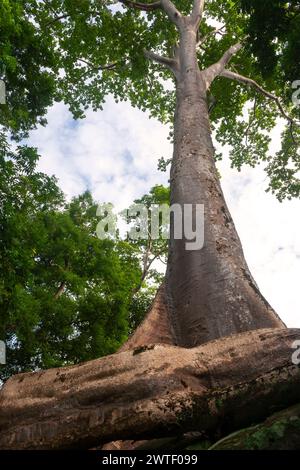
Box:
[160,0,183,29]
[202,42,242,88]
[120,0,161,11]
[144,49,179,76]
[120,0,183,29]
[133,250,160,294]
[220,69,299,125]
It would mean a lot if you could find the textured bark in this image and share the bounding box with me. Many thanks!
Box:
[0,328,299,449]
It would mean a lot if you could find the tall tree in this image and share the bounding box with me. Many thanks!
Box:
[1,1,299,195]
[1,0,299,449]
[0,1,57,137]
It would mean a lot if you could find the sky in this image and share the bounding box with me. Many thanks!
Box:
[26,96,300,328]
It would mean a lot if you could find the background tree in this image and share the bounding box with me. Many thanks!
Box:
[124,185,169,290]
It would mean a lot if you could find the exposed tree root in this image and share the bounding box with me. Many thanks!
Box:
[119,284,174,352]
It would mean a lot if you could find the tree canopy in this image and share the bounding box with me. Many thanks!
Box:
[0,0,57,136]
[241,0,300,84]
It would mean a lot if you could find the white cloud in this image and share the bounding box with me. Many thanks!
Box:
[29,99,170,209]
[27,98,300,328]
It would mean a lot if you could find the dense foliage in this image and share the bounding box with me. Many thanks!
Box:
[0,136,167,381]
[0,1,299,198]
